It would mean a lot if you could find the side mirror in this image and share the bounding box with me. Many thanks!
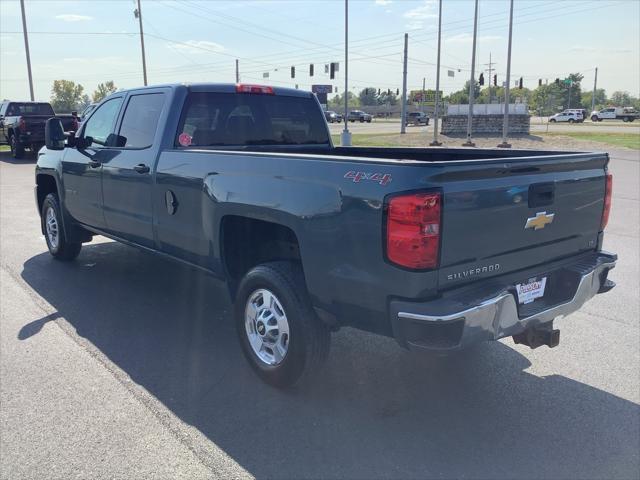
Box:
[45,118,65,150]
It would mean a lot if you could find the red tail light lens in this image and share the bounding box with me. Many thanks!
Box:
[386,192,441,269]
[18,118,27,132]
[236,84,274,95]
[601,173,613,230]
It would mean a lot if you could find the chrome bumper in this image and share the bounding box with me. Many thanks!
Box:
[390,252,617,352]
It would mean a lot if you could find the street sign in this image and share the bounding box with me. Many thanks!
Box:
[311,84,333,94]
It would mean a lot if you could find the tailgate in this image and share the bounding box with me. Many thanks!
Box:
[438,153,608,287]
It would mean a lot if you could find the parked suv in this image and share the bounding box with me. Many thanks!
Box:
[347,110,372,123]
[406,111,430,126]
[549,111,581,123]
[324,110,342,123]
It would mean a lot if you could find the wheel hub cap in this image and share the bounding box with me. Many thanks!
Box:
[245,288,290,366]
[45,207,59,249]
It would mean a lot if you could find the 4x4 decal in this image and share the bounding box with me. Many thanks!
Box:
[344,171,392,186]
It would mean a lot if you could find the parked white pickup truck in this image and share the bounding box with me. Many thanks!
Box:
[590,107,638,122]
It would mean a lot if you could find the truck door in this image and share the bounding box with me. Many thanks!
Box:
[61,96,124,229]
[101,91,167,248]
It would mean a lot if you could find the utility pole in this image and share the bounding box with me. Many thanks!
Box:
[235,59,240,83]
[430,0,443,146]
[341,0,351,146]
[400,33,408,134]
[591,67,598,112]
[483,52,496,103]
[463,0,479,147]
[568,79,573,109]
[498,0,514,148]
[19,0,34,100]
[421,77,426,113]
[135,0,148,86]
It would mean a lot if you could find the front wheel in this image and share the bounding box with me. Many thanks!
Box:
[10,135,25,159]
[41,193,82,261]
[235,261,330,388]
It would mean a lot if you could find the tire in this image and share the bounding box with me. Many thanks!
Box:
[41,193,82,261]
[568,118,575,123]
[366,119,371,123]
[235,261,330,388]
[549,119,556,123]
[10,135,25,159]
[591,116,598,122]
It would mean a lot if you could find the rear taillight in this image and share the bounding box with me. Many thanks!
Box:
[236,84,274,94]
[18,118,27,132]
[386,192,441,269]
[601,173,613,230]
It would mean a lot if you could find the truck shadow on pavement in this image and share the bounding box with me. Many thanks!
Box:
[20,241,639,479]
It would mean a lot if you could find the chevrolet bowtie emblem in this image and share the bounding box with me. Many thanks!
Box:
[525,212,555,230]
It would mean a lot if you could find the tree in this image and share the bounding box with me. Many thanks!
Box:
[50,80,88,113]
[581,88,607,111]
[609,91,633,106]
[445,81,480,105]
[358,87,379,106]
[530,84,564,115]
[328,91,360,109]
[378,90,398,106]
[92,81,118,103]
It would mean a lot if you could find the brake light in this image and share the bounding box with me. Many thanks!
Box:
[236,84,274,95]
[601,173,613,230]
[18,118,27,132]
[386,192,441,269]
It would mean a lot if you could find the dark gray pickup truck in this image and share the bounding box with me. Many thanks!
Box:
[36,83,617,387]
[0,101,77,159]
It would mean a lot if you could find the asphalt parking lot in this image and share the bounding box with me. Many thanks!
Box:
[1,147,638,479]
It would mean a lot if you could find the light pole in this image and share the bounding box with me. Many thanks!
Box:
[498,0,514,148]
[430,0,443,146]
[19,0,34,100]
[135,0,148,86]
[341,0,352,146]
[463,0,479,147]
[400,33,408,135]
[591,67,598,112]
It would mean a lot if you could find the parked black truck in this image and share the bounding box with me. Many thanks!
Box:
[0,101,78,159]
[36,83,617,387]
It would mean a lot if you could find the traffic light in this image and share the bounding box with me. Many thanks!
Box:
[493,74,497,87]
[538,78,542,87]
[396,88,399,95]
[291,66,295,78]
[479,73,484,86]
[387,89,391,95]
[330,63,336,79]
[518,77,523,89]
[309,64,314,77]
[365,88,369,95]
[377,88,380,95]
[555,78,560,85]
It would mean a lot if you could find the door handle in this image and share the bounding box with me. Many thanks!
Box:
[134,163,150,174]
[88,160,101,168]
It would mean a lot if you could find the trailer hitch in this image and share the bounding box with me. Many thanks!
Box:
[513,323,560,349]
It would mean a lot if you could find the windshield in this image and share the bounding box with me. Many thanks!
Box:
[176,92,330,147]
[6,102,54,116]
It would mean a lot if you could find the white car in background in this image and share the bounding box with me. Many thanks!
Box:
[549,111,581,123]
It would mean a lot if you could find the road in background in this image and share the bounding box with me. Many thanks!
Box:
[329,120,640,135]
[1,148,638,479]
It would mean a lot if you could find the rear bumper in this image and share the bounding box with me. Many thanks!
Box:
[390,251,617,352]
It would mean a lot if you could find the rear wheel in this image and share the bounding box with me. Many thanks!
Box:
[235,261,330,388]
[41,193,82,261]
[10,135,25,159]
[568,118,575,123]
[591,115,599,122]
[549,119,556,123]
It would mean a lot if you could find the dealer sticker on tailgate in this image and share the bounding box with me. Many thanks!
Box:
[516,277,547,304]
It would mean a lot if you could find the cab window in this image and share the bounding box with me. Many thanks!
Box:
[118,93,165,149]
[83,97,124,147]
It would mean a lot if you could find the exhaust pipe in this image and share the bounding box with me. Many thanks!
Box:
[513,324,560,349]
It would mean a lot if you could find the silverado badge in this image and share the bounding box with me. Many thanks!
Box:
[525,211,555,230]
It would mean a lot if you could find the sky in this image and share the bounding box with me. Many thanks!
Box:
[1,0,639,102]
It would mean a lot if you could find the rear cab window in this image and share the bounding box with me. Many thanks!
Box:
[6,103,54,116]
[176,92,330,148]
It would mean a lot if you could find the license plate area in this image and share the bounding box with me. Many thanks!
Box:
[516,277,547,305]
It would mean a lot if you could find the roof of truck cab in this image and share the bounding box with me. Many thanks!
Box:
[115,83,313,98]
